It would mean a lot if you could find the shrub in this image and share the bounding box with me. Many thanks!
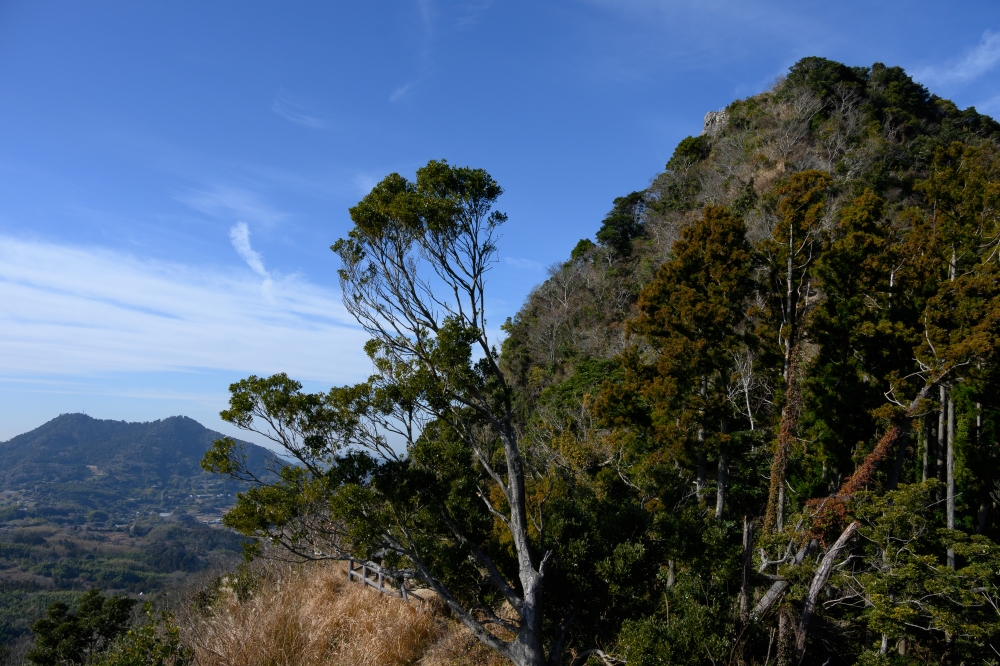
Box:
[92,607,192,666]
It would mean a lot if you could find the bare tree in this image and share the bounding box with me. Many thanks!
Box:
[727,346,773,432]
[817,83,863,171]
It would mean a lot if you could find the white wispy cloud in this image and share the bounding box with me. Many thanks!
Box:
[271,89,327,129]
[914,29,1000,87]
[450,0,493,29]
[388,0,495,103]
[0,236,370,382]
[228,222,267,277]
[176,185,288,227]
[416,0,433,31]
[504,256,544,272]
[414,0,493,32]
[390,82,417,102]
[228,222,273,301]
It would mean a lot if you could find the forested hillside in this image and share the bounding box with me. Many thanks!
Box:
[190,56,1000,666]
[499,57,1000,664]
[0,414,273,490]
[0,415,272,650]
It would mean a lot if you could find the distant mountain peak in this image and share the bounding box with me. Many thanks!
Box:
[0,414,273,489]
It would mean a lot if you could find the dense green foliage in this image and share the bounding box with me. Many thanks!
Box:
[207,58,1000,665]
[25,589,135,665]
[90,608,191,666]
[23,591,190,666]
[503,57,1000,664]
[595,191,647,256]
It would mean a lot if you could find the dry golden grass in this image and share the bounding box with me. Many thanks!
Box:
[418,626,510,666]
[180,560,509,666]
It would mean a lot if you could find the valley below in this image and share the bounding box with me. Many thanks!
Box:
[0,414,274,646]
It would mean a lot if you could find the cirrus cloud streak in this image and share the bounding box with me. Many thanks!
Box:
[913,28,1000,87]
[0,236,370,383]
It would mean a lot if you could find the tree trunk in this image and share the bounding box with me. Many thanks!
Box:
[776,485,785,532]
[783,222,796,382]
[492,429,549,666]
[922,414,930,483]
[509,573,546,666]
[715,447,728,519]
[977,401,982,447]
[665,559,674,628]
[751,540,818,620]
[978,404,987,534]
[696,445,706,502]
[739,518,754,622]
[776,611,793,666]
[937,386,946,485]
[947,388,956,569]
[696,378,707,503]
[766,351,801,533]
[794,522,859,663]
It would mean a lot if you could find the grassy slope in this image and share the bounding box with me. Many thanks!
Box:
[179,559,510,666]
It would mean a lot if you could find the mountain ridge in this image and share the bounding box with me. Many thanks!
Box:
[0,413,274,490]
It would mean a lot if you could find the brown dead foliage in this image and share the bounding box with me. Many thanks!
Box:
[180,560,509,666]
[805,425,902,542]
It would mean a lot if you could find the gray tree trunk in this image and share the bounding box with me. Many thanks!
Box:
[794,522,859,663]
[739,518,754,621]
[776,485,785,532]
[696,444,706,502]
[937,386,946,485]
[947,389,956,569]
[922,414,929,482]
[715,447,728,519]
[783,223,796,381]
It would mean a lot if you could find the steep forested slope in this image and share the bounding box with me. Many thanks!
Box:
[505,57,999,391]
[498,57,1000,664]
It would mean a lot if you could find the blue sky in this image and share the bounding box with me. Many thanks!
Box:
[1,1,999,442]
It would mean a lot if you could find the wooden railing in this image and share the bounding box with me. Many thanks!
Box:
[347,559,410,602]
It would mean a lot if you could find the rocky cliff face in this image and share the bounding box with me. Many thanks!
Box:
[701,109,728,136]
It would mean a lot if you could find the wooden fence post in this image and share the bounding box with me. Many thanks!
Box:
[345,559,415,605]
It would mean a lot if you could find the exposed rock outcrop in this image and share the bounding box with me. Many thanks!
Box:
[702,109,728,136]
